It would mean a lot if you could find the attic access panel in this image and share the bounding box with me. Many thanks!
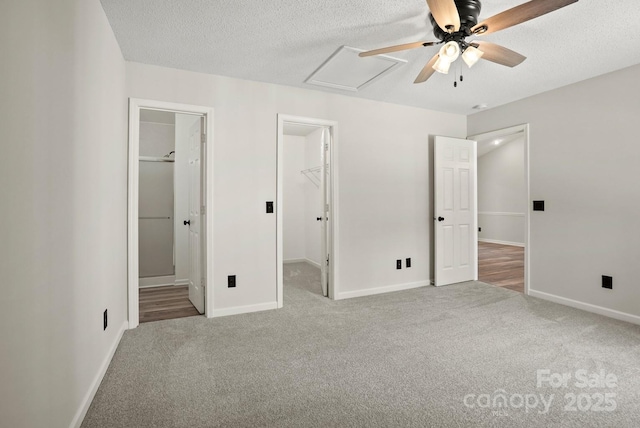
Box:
[306,46,407,92]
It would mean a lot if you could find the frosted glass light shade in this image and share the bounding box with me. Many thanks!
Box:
[433,56,452,74]
[440,41,460,62]
[462,46,484,68]
[432,41,460,74]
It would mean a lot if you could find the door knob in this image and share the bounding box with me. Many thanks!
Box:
[184,220,191,226]
[437,217,445,222]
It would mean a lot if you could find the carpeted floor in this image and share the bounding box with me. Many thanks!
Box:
[82,263,640,427]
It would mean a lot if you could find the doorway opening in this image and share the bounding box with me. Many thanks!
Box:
[276,115,338,307]
[469,125,530,294]
[128,99,214,328]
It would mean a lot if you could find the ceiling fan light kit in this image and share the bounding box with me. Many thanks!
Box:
[461,45,483,68]
[433,41,461,74]
[359,0,579,84]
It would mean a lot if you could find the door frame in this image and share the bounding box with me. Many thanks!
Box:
[127,98,215,328]
[467,124,531,295]
[276,114,339,307]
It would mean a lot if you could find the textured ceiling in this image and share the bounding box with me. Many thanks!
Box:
[101,0,640,115]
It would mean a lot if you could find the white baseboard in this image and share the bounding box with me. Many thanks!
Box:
[283,258,321,269]
[336,281,429,300]
[479,211,525,217]
[139,275,175,288]
[174,278,189,286]
[212,301,278,318]
[479,238,525,248]
[70,320,127,428]
[304,258,321,269]
[529,289,640,326]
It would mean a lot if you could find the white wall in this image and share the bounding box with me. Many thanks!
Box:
[478,137,526,246]
[126,62,466,308]
[139,121,174,156]
[304,128,323,266]
[174,114,199,284]
[468,63,640,322]
[138,121,175,278]
[0,0,127,426]
[283,135,307,261]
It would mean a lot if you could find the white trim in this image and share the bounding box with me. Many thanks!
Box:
[138,275,175,288]
[70,320,127,428]
[479,238,525,248]
[128,98,215,328]
[138,284,173,289]
[213,302,278,318]
[336,281,429,300]
[277,115,339,308]
[478,211,525,217]
[175,278,189,286]
[529,290,640,326]
[283,258,322,269]
[468,124,530,296]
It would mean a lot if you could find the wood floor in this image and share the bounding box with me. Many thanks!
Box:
[139,285,200,323]
[478,241,524,293]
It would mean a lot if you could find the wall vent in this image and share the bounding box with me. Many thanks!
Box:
[305,46,406,92]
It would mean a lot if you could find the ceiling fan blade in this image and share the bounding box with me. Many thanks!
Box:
[414,53,440,84]
[359,41,437,57]
[426,0,461,32]
[472,0,578,36]
[473,41,526,67]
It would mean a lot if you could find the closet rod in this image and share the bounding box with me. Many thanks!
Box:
[139,156,175,163]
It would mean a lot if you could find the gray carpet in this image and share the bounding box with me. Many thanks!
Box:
[82,263,640,427]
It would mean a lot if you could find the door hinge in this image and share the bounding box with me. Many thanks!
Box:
[201,133,206,144]
[201,205,206,215]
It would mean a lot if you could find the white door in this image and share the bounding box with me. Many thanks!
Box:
[434,136,477,286]
[319,128,330,297]
[188,117,205,313]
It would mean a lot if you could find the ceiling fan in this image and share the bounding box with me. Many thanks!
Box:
[359,0,579,84]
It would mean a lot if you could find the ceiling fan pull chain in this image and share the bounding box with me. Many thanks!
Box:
[453,64,458,87]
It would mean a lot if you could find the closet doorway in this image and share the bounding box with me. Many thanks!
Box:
[128,99,214,328]
[276,115,339,306]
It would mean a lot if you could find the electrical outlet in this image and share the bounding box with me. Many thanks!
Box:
[396,260,402,270]
[266,201,274,213]
[533,200,545,211]
[602,275,613,290]
[406,258,412,268]
[478,227,482,232]
[103,309,108,330]
[228,275,236,288]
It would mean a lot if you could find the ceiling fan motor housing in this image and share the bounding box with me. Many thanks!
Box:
[430,0,482,41]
